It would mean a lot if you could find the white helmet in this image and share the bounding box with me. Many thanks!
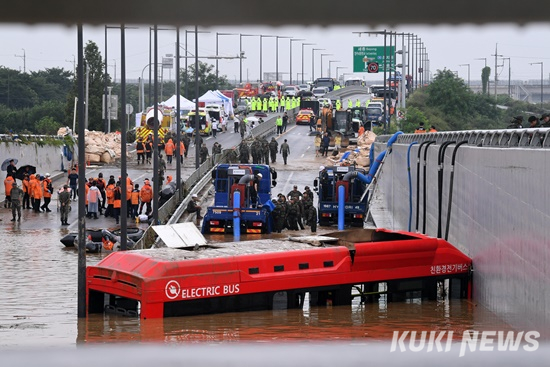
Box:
[319,166,325,171]
[257,173,263,178]
[45,173,51,178]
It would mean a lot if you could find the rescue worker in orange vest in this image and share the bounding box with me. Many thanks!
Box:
[414,122,427,134]
[104,178,116,218]
[130,183,140,219]
[40,173,53,212]
[113,181,122,224]
[429,125,437,133]
[164,138,175,164]
[31,174,43,212]
[358,125,365,137]
[139,178,153,216]
[166,175,173,184]
[126,174,134,218]
[4,174,15,208]
[136,139,145,164]
[179,140,185,164]
[22,173,31,209]
[145,139,153,164]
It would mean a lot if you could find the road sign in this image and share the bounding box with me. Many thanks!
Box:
[126,103,134,115]
[397,110,405,120]
[353,46,395,73]
[367,62,379,73]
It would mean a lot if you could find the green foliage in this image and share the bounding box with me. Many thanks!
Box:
[401,106,428,133]
[481,66,491,95]
[36,116,62,135]
[180,61,231,99]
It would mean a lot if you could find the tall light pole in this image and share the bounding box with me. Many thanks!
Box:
[336,66,347,81]
[328,60,340,78]
[289,38,304,85]
[320,53,333,78]
[240,34,259,84]
[312,48,325,81]
[260,35,276,83]
[459,63,470,88]
[275,36,291,83]
[216,32,238,89]
[301,42,314,84]
[530,62,544,108]
[184,29,210,97]
[502,57,511,97]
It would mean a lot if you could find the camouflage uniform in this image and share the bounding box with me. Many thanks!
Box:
[261,138,270,165]
[239,143,250,164]
[269,138,278,163]
[287,199,300,230]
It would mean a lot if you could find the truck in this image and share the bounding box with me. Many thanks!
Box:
[313,165,369,227]
[136,106,172,142]
[202,164,278,234]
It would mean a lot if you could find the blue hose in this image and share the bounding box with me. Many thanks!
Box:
[369,143,375,168]
[233,190,241,240]
[386,131,403,149]
[407,142,418,231]
[338,185,345,230]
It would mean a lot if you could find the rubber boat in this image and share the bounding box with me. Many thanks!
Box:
[60,227,144,248]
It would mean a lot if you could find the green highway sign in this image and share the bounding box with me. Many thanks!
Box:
[353,46,395,73]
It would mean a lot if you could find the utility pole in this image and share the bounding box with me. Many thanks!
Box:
[491,44,502,100]
[502,57,511,97]
[15,48,26,73]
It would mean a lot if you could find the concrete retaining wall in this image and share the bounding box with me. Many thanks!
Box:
[0,141,75,195]
[371,135,550,334]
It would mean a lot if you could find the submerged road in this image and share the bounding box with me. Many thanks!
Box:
[0,121,515,348]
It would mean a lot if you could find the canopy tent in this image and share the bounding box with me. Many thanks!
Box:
[162,94,195,110]
[196,90,234,117]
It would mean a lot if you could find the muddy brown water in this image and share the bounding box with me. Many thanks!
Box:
[0,223,514,348]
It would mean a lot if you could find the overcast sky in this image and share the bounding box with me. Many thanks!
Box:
[1,23,549,84]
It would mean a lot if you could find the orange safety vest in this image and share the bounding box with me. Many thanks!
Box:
[4,176,15,196]
[113,187,122,209]
[43,179,52,198]
[165,139,175,156]
[179,141,185,156]
[131,190,140,205]
[106,184,115,205]
[32,179,42,199]
[22,179,30,194]
[140,184,153,203]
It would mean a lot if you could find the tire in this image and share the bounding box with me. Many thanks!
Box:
[111,227,144,242]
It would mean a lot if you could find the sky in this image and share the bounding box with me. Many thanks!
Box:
[1,23,550,85]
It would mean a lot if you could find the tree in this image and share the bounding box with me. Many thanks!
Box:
[180,61,231,99]
[65,40,110,131]
[481,66,491,95]
[36,116,62,135]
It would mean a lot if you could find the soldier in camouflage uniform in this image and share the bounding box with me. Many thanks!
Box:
[269,137,278,163]
[10,181,23,222]
[251,139,261,164]
[305,200,317,233]
[272,199,284,233]
[287,197,300,230]
[261,137,270,165]
[239,142,250,163]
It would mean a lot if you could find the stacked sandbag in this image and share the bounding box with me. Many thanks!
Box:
[83,130,124,164]
[324,131,377,168]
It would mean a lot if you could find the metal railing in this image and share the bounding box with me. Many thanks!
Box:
[133,110,297,249]
[381,128,550,148]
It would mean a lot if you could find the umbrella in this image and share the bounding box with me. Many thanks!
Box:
[1,158,18,171]
[15,165,36,180]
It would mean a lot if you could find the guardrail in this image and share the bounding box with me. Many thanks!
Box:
[133,110,298,249]
[379,128,550,148]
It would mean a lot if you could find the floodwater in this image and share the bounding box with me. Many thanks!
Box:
[0,220,514,349]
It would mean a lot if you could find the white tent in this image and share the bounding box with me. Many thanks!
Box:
[197,90,234,116]
[162,94,195,110]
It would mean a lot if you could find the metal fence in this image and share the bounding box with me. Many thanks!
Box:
[133,110,298,249]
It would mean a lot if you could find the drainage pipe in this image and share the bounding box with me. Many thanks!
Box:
[444,141,469,241]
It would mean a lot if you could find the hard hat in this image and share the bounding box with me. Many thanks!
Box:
[45,173,50,177]
[257,173,263,178]
[320,166,325,170]
[192,194,198,198]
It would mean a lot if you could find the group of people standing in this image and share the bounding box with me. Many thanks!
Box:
[271,185,317,233]
[248,95,300,113]
[507,113,550,129]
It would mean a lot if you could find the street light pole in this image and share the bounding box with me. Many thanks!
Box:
[320,53,333,78]
[289,38,304,85]
[216,32,238,89]
[328,60,340,78]
[260,35,275,83]
[530,62,544,108]
[240,34,259,84]
[301,43,314,84]
[336,66,347,81]
[459,64,470,88]
[312,48,325,82]
[275,36,291,83]
[502,57,511,97]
